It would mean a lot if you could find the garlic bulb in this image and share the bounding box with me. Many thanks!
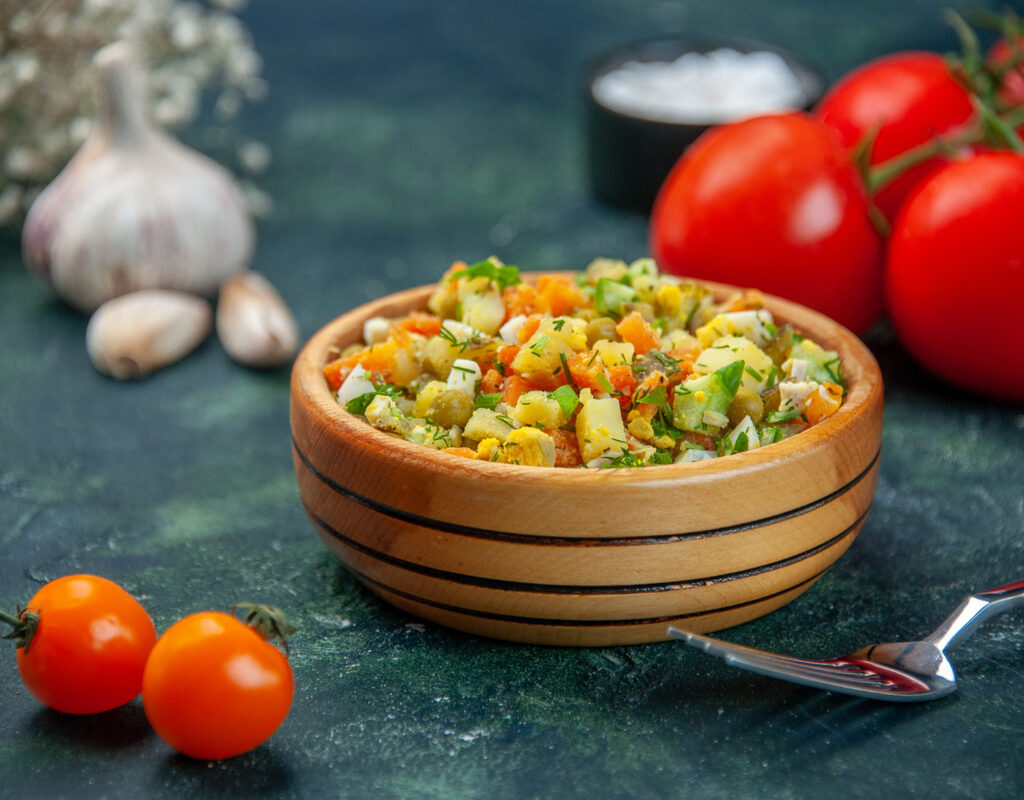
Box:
[22,42,254,313]
[216,272,300,368]
[87,290,213,380]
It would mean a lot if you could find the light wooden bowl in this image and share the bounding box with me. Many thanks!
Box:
[290,278,883,646]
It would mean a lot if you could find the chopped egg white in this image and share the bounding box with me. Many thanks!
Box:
[446,358,481,397]
[362,316,390,345]
[337,365,375,405]
[499,314,528,344]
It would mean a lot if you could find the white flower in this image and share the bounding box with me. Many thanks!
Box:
[0,0,268,224]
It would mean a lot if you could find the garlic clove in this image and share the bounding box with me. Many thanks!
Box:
[86,290,212,380]
[216,271,300,368]
[22,42,254,313]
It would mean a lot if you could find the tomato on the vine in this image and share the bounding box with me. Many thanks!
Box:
[816,51,976,222]
[2,574,156,714]
[987,36,1024,108]
[886,151,1024,401]
[142,608,294,760]
[650,112,883,333]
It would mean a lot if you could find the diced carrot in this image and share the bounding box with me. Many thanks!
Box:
[607,364,637,397]
[683,431,715,451]
[665,350,698,373]
[546,428,583,467]
[535,275,588,317]
[724,289,764,312]
[480,368,503,394]
[516,314,544,344]
[501,375,538,407]
[323,358,352,392]
[804,381,843,424]
[615,311,661,355]
[567,352,605,392]
[502,283,537,319]
[398,311,443,337]
[357,341,398,375]
[443,447,478,460]
[495,345,520,370]
[322,339,408,389]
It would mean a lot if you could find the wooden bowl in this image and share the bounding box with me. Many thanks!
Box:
[290,279,883,646]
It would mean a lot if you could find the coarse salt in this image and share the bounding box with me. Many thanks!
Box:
[592,48,810,123]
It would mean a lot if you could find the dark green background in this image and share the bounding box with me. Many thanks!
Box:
[2,2,1023,798]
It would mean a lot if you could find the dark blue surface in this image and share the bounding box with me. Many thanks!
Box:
[2,2,1022,798]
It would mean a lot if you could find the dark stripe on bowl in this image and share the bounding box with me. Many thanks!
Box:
[293,438,879,546]
[344,562,827,628]
[307,503,868,596]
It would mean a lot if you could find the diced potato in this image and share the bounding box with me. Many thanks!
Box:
[510,317,587,381]
[696,311,774,348]
[695,335,775,393]
[457,276,505,335]
[426,389,475,428]
[413,380,448,417]
[575,396,627,463]
[409,422,460,450]
[390,346,419,387]
[654,281,710,329]
[592,339,635,368]
[420,320,497,380]
[510,390,566,429]
[584,258,629,282]
[463,408,516,442]
[660,329,701,354]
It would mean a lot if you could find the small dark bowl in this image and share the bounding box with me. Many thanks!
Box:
[584,37,826,213]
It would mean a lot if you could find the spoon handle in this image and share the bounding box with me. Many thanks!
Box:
[926,578,1024,652]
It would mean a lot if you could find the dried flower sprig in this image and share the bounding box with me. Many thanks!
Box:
[0,0,269,226]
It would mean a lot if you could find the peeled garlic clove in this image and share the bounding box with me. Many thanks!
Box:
[22,42,254,313]
[216,272,300,368]
[87,290,212,379]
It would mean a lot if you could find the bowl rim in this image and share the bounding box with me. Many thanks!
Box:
[291,272,882,490]
[583,34,826,125]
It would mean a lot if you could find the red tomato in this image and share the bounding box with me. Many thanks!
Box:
[650,112,883,333]
[886,151,1024,401]
[142,610,294,760]
[10,574,156,714]
[816,52,975,222]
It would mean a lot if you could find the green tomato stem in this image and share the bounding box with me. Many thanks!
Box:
[0,607,39,651]
[867,106,1024,194]
[233,603,297,655]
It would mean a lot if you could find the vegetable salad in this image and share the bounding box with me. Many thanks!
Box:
[323,258,845,468]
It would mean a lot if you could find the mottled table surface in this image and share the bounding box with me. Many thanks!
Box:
[2,2,1022,798]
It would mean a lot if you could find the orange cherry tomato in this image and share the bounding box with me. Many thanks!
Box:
[142,610,294,760]
[8,574,156,714]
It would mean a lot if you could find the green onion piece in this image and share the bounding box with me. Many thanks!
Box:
[549,385,580,418]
